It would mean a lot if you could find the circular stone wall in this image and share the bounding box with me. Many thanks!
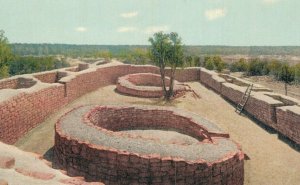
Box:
[54,105,244,185]
[116,73,187,98]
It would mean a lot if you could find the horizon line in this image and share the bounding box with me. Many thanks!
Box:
[10,43,300,47]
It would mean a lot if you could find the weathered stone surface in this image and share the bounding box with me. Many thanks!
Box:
[15,168,55,180]
[0,156,15,169]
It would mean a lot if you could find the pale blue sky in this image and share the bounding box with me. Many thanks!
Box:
[0,0,299,45]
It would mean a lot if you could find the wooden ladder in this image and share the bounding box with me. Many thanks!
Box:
[235,84,253,114]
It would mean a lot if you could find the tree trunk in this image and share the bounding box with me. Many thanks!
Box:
[159,60,167,98]
[166,67,176,101]
[284,82,287,96]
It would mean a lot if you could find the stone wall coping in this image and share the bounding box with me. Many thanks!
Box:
[277,105,300,114]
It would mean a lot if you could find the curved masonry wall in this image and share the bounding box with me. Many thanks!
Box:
[54,105,244,185]
[0,63,198,144]
[0,62,299,146]
[116,73,186,98]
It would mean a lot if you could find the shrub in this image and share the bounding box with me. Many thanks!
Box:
[267,60,282,79]
[203,55,225,72]
[212,56,225,72]
[229,58,248,72]
[205,58,214,70]
[293,63,300,84]
[278,63,294,83]
[247,59,269,76]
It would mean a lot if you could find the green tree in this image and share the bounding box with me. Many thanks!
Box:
[131,48,150,64]
[294,63,300,84]
[213,56,225,72]
[205,57,214,70]
[279,64,294,95]
[267,60,282,79]
[193,56,201,67]
[0,30,13,78]
[230,58,248,72]
[247,59,269,76]
[94,50,112,61]
[185,55,193,67]
[149,32,184,100]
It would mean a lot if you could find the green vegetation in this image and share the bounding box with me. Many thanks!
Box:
[9,56,69,76]
[0,30,299,87]
[149,32,184,100]
[203,56,226,72]
[119,48,151,65]
[247,59,269,76]
[0,30,70,79]
[229,58,248,72]
[227,58,300,85]
[0,30,14,78]
[279,64,295,95]
[11,44,300,57]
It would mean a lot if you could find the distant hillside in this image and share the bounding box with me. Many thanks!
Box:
[10,43,300,57]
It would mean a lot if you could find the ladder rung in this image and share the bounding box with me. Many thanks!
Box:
[235,83,253,114]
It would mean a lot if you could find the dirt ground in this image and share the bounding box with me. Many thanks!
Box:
[231,72,300,100]
[15,82,300,185]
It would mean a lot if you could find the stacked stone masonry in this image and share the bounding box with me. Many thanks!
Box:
[200,67,300,145]
[0,62,299,146]
[116,73,186,98]
[54,105,244,185]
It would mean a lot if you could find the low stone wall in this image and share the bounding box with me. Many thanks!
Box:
[34,71,68,84]
[200,68,225,93]
[0,84,67,144]
[0,77,37,90]
[276,106,300,144]
[166,67,200,82]
[54,105,244,185]
[0,63,200,144]
[0,62,299,146]
[116,73,186,98]
[199,68,300,145]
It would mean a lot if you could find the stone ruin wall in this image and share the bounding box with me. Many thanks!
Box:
[55,133,244,185]
[0,63,199,144]
[200,68,300,145]
[0,62,299,146]
[116,73,187,98]
[54,105,244,185]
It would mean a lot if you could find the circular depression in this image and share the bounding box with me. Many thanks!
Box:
[54,105,244,184]
[116,73,187,98]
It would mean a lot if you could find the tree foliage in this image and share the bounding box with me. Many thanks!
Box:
[229,58,248,72]
[247,59,269,76]
[203,56,225,72]
[9,56,70,75]
[149,32,184,100]
[0,30,13,78]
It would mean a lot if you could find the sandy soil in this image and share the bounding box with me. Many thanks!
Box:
[15,82,300,185]
[0,142,75,185]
